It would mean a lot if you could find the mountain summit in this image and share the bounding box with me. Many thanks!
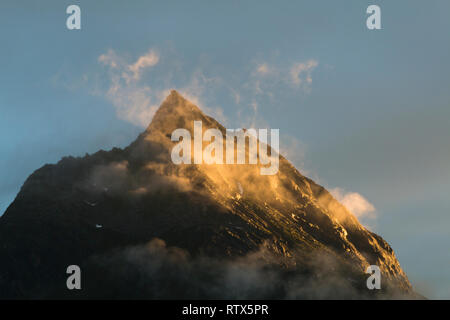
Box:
[0,91,416,299]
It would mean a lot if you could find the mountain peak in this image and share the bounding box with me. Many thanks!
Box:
[145,90,215,136]
[165,89,187,105]
[168,89,184,99]
[159,90,201,114]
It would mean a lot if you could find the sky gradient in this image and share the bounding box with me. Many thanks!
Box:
[1,0,449,298]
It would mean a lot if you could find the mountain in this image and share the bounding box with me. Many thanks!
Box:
[0,90,417,299]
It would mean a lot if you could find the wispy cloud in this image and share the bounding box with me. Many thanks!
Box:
[330,188,376,220]
[127,49,159,82]
[250,59,319,92]
[229,58,319,128]
[98,49,121,69]
[98,49,163,127]
[94,48,320,131]
[255,63,271,76]
[97,48,230,128]
[290,59,318,87]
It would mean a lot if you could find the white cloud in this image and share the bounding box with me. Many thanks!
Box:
[127,49,159,82]
[106,83,162,128]
[95,48,319,129]
[243,59,318,104]
[98,49,121,69]
[290,59,318,87]
[98,49,163,127]
[330,188,376,220]
[227,58,319,128]
[250,62,276,96]
[97,47,230,128]
[256,63,271,75]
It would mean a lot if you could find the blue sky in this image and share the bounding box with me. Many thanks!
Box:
[1,0,450,298]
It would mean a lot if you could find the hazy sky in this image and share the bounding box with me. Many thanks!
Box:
[1,0,449,298]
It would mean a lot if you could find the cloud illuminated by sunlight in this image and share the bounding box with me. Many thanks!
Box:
[330,188,376,220]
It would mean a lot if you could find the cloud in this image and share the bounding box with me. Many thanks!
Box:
[98,49,121,69]
[81,159,194,197]
[95,48,319,130]
[236,58,319,121]
[256,63,271,75]
[279,134,308,174]
[290,59,318,87]
[98,49,164,127]
[249,61,276,96]
[98,48,228,128]
[108,84,162,127]
[225,58,319,129]
[88,161,129,193]
[99,48,160,82]
[82,238,414,299]
[330,188,376,220]
[127,49,159,82]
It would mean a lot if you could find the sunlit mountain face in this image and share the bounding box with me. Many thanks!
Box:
[0,91,418,299]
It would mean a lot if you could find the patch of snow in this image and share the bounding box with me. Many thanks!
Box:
[84,200,98,207]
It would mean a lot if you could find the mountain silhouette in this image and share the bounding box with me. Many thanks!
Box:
[0,91,417,299]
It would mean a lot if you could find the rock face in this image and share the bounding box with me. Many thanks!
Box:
[0,91,415,299]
